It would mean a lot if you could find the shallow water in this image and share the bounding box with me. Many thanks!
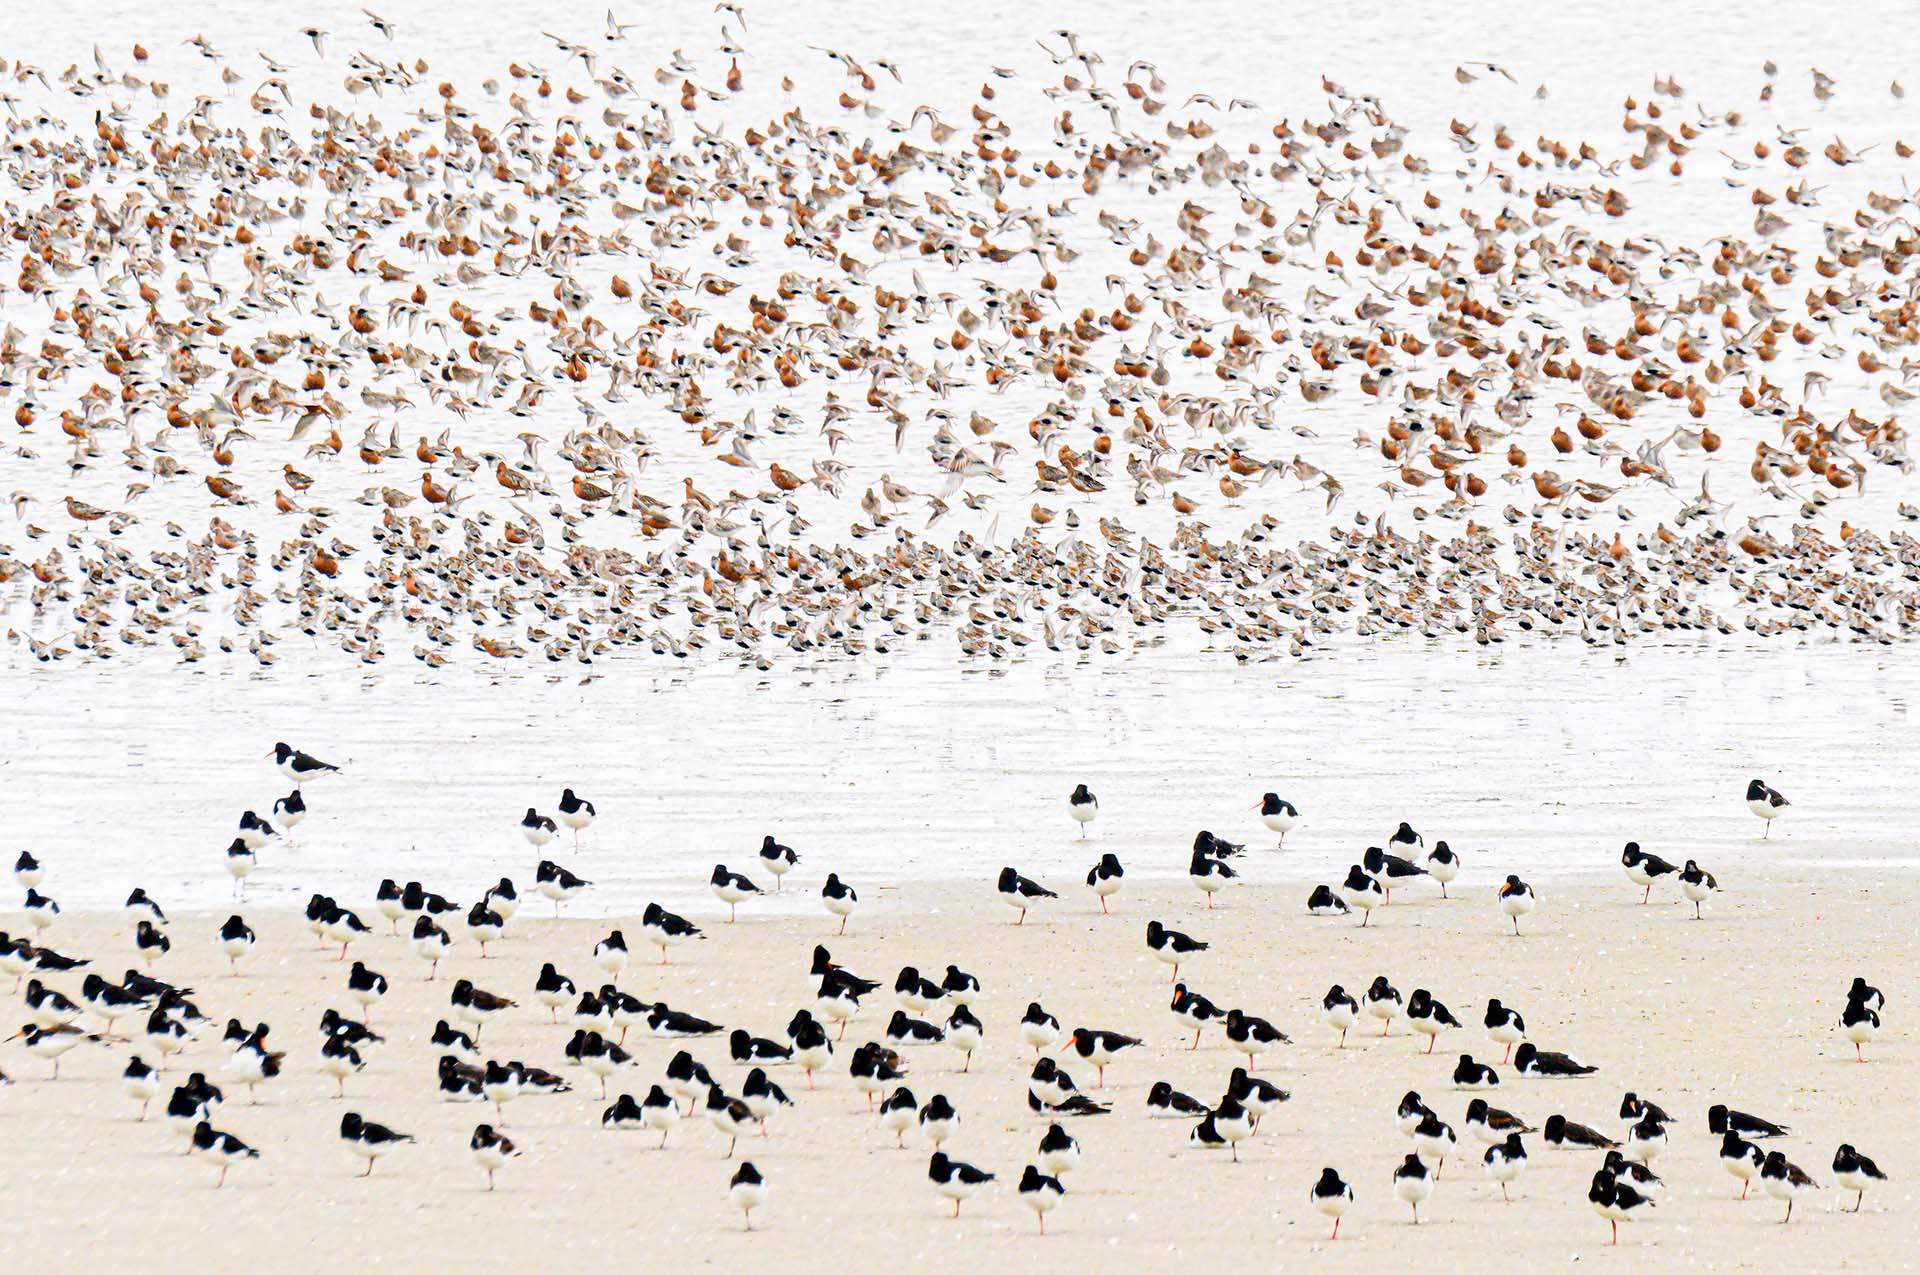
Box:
[8,634,1917,913]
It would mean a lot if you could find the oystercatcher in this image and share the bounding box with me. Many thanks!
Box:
[1188,848,1236,909]
[1498,875,1535,934]
[710,864,761,923]
[1085,853,1124,914]
[919,1093,959,1146]
[519,808,557,847]
[996,867,1056,924]
[269,743,338,788]
[557,789,595,844]
[1147,1080,1209,1118]
[1321,984,1359,1046]
[1365,976,1403,1036]
[1312,1167,1353,1238]
[1427,842,1460,897]
[821,873,857,934]
[194,1121,260,1188]
[641,902,701,963]
[470,1123,519,1190]
[1708,1103,1788,1139]
[1172,983,1225,1050]
[1483,1131,1527,1201]
[1307,884,1348,916]
[1720,1129,1758,1198]
[1679,859,1718,919]
[1620,842,1677,905]
[1020,1002,1060,1054]
[1513,1042,1596,1077]
[1544,1114,1618,1149]
[1067,783,1097,836]
[535,860,590,915]
[929,1151,994,1217]
[1019,1164,1065,1233]
[1407,988,1461,1052]
[1589,1168,1654,1244]
[1340,865,1385,925]
[728,1161,767,1229]
[1060,1027,1141,1088]
[1362,845,1429,902]
[1760,1150,1818,1222]
[1256,793,1298,846]
[758,836,798,889]
[1394,1152,1434,1222]
[1833,1144,1887,1212]
[1746,779,1790,836]
[1841,999,1880,1061]
[339,1111,412,1177]
[1146,920,1206,982]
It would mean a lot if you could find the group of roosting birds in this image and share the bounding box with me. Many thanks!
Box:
[0,745,1892,1240]
[6,19,1920,672]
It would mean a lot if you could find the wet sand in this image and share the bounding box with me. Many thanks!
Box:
[1,865,1909,1272]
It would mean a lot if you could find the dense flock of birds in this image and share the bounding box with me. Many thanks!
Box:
[0,748,1892,1239]
[4,16,1920,669]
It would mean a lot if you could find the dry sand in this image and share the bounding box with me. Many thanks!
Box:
[1,865,1911,1272]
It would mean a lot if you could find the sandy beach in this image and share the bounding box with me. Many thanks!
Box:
[2,861,1908,1272]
